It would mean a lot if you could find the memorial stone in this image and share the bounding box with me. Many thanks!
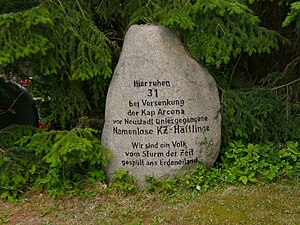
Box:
[102,25,221,185]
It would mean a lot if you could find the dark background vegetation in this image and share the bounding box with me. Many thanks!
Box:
[0,0,299,200]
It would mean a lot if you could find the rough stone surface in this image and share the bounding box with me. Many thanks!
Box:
[102,25,221,185]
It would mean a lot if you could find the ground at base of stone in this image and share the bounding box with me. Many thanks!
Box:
[0,180,299,225]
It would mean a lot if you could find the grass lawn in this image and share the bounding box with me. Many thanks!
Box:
[0,179,299,225]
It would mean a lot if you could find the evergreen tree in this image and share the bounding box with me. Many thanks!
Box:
[0,0,299,129]
[0,0,114,128]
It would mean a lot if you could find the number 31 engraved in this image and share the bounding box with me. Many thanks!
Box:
[147,89,158,97]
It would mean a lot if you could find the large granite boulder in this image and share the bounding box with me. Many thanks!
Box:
[102,25,221,185]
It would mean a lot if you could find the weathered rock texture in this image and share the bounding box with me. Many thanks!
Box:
[102,25,221,185]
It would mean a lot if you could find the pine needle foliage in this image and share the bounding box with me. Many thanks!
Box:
[221,87,300,147]
[0,124,37,149]
[0,0,114,128]
[0,0,41,14]
[0,127,111,201]
[0,0,112,80]
[119,0,288,66]
[0,0,296,128]
[283,0,300,35]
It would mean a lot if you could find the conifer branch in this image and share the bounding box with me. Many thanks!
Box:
[0,145,4,154]
[230,53,242,88]
[76,0,86,18]
[271,77,300,91]
[283,56,300,73]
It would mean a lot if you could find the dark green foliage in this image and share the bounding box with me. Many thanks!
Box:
[121,0,286,66]
[0,0,114,128]
[145,141,300,194]
[108,168,139,193]
[0,0,298,130]
[221,88,300,146]
[0,0,41,14]
[0,127,110,201]
[220,140,300,184]
[145,176,179,194]
[0,0,299,199]
[0,1,112,78]
[0,124,37,149]
[145,164,220,194]
[0,146,40,202]
[234,0,300,90]
[283,1,300,35]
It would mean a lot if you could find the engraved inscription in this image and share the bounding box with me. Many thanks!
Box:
[110,79,211,167]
